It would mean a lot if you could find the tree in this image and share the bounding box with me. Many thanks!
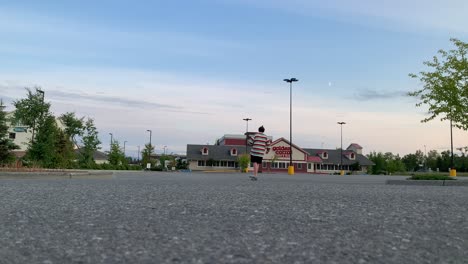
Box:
[108,140,126,166]
[12,87,50,143]
[402,153,419,172]
[141,143,154,167]
[426,150,440,171]
[0,100,19,165]
[367,152,385,174]
[59,112,84,148]
[176,158,188,170]
[409,38,468,129]
[78,118,101,168]
[350,162,361,172]
[26,114,70,168]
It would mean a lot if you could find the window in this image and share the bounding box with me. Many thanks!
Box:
[231,148,237,156]
[202,148,209,155]
[221,161,227,167]
[262,162,267,168]
[9,133,16,139]
[197,160,205,166]
[308,163,312,170]
[322,152,328,159]
[297,163,302,169]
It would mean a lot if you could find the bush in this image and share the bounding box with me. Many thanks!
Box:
[150,166,164,171]
[409,174,455,180]
[237,154,250,173]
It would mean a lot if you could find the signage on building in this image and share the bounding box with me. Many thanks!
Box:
[272,146,291,157]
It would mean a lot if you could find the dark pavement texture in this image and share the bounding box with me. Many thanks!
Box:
[1,172,467,264]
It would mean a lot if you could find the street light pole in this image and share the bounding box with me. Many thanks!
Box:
[337,122,346,175]
[164,145,167,155]
[424,144,427,171]
[450,120,455,176]
[123,141,127,156]
[137,145,140,163]
[109,133,113,152]
[284,78,298,175]
[243,118,252,154]
[147,129,152,150]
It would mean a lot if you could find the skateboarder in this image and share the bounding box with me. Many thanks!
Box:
[246,125,271,181]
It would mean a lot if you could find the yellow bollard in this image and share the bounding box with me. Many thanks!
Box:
[450,168,457,177]
[245,168,249,173]
[340,170,344,176]
[288,166,294,175]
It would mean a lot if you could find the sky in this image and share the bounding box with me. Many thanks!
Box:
[1,0,468,157]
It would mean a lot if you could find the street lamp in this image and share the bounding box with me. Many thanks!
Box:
[137,145,140,163]
[450,120,455,176]
[123,141,127,156]
[37,89,45,102]
[337,122,346,175]
[424,145,427,171]
[284,78,298,175]
[163,145,167,155]
[109,133,113,152]
[243,118,252,154]
[146,129,152,147]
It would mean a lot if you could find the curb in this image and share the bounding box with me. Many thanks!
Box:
[0,171,114,179]
[386,179,468,186]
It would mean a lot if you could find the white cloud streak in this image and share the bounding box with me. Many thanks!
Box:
[227,0,468,35]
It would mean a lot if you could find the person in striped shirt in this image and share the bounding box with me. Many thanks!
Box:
[246,125,271,180]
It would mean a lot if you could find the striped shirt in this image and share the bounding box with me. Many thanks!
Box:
[248,132,271,157]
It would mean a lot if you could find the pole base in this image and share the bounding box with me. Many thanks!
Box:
[288,166,294,175]
[450,168,457,177]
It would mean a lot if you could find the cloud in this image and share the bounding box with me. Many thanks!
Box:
[353,89,408,101]
[0,8,247,59]
[227,0,468,35]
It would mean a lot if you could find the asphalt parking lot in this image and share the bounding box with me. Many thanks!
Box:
[1,172,467,263]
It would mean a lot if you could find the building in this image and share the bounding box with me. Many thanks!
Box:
[6,112,32,158]
[186,134,374,173]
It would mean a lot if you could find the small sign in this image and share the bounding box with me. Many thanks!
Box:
[146,163,151,169]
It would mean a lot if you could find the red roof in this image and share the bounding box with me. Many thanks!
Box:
[348,143,362,149]
[307,156,323,163]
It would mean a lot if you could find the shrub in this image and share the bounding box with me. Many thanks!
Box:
[409,174,455,180]
[237,154,250,173]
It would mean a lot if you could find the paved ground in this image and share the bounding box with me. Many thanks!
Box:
[1,172,467,264]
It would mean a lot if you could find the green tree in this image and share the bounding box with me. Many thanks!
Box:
[350,162,361,172]
[426,150,440,171]
[176,158,188,169]
[27,114,66,168]
[78,118,101,168]
[59,112,84,148]
[108,140,126,166]
[12,87,50,143]
[367,151,385,174]
[402,153,419,172]
[408,38,468,129]
[141,143,154,167]
[0,101,19,165]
